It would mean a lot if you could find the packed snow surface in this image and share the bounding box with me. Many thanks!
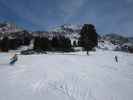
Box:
[0,50,133,100]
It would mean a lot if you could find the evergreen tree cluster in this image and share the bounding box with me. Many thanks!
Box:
[34,36,72,52]
[33,24,98,54]
[0,37,19,52]
[0,36,31,52]
[34,37,51,51]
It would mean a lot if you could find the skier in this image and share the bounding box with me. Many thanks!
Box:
[115,56,118,63]
[10,54,18,65]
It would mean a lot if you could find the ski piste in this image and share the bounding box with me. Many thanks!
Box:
[0,50,133,100]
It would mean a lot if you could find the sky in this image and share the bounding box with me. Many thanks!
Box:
[0,0,133,36]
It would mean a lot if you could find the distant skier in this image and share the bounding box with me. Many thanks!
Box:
[10,54,18,65]
[115,56,118,63]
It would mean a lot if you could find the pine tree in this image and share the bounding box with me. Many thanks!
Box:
[51,36,59,50]
[73,40,77,47]
[79,24,98,55]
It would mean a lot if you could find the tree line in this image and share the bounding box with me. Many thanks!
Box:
[0,24,98,54]
[34,36,72,52]
[0,36,31,52]
[34,24,98,54]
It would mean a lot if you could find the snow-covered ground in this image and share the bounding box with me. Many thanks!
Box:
[0,50,133,100]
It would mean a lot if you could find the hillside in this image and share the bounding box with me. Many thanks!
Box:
[0,50,133,100]
[0,22,22,35]
[0,22,32,39]
[0,22,133,53]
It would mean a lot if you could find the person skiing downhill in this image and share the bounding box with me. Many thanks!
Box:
[10,54,18,65]
[115,56,118,63]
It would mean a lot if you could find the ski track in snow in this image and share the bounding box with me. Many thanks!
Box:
[0,50,133,100]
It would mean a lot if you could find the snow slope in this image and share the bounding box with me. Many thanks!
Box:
[0,51,133,100]
[98,41,117,50]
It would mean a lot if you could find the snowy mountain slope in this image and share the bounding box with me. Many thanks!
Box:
[98,40,117,50]
[34,25,133,51]
[0,22,132,52]
[0,50,133,100]
[98,34,133,51]
[102,34,129,45]
[32,24,82,40]
[0,22,22,35]
[50,24,82,33]
[0,22,32,40]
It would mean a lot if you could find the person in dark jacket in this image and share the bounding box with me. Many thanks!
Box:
[10,54,18,65]
[115,56,118,63]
